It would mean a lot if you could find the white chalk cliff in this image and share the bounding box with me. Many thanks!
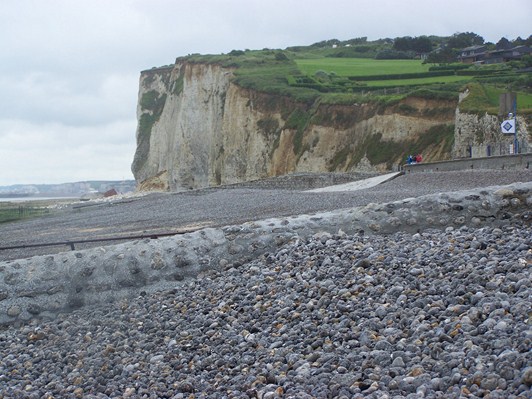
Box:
[132,61,458,191]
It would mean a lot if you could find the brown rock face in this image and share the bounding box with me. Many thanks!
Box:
[137,170,170,192]
[132,62,458,191]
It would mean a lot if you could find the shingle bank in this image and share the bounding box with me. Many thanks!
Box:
[0,182,530,327]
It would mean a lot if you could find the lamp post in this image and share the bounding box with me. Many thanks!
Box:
[499,93,518,154]
[513,99,518,154]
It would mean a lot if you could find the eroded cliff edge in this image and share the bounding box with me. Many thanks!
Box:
[132,62,457,191]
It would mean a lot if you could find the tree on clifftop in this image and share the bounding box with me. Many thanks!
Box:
[447,32,484,49]
[425,46,458,64]
[393,36,433,53]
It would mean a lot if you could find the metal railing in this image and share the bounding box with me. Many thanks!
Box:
[0,230,195,252]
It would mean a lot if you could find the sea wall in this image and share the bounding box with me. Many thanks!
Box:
[403,153,532,173]
[1,182,530,326]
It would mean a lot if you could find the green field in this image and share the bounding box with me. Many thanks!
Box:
[459,83,532,114]
[517,92,532,109]
[295,58,430,77]
[180,45,531,109]
[292,57,531,112]
[483,85,532,110]
[0,204,50,224]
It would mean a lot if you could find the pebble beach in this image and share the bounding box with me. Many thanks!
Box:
[0,170,531,398]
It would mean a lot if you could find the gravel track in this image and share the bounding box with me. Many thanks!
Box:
[0,170,530,262]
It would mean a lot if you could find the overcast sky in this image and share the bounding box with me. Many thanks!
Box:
[0,0,530,186]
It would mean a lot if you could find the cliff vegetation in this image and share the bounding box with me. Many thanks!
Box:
[177,33,531,109]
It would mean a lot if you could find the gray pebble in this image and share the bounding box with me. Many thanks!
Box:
[0,221,530,397]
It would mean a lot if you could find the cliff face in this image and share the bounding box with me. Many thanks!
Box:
[132,62,457,191]
[131,63,233,190]
[453,92,530,158]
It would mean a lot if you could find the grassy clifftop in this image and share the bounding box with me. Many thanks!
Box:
[174,39,532,114]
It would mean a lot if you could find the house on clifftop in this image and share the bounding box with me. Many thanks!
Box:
[459,45,532,64]
[459,45,487,63]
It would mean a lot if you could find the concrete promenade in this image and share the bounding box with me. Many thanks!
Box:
[306,172,402,192]
[403,153,532,174]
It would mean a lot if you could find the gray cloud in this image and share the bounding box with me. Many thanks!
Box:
[0,0,530,185]
[0,119,136,185]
